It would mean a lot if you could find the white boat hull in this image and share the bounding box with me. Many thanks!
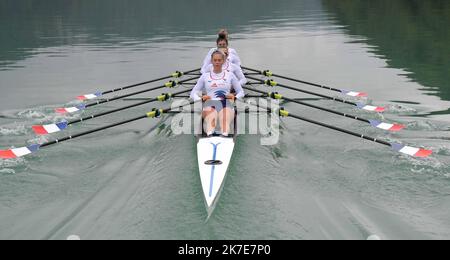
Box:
[197,136,235,208]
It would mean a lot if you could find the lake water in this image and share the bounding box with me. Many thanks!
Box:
[1,0,449,239]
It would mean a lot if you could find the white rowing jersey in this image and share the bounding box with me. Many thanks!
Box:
[203,61,247,86]
[190,70,245,102]
[201,47,242,73]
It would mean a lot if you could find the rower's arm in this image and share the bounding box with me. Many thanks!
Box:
[202,64,212,74]
[201,62,211,74]
[229,48,242,67]
[201,48,214,73]
[234,65,247,86]
[233,55,242,67]
[231,74,245,100]
[190,74,206,101]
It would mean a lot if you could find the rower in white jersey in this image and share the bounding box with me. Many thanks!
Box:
[203,47,247,86]
[201,29,242,73]
[190,50,245,137]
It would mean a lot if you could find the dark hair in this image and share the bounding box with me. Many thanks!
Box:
[218,29,229,39]
[216,35,228,45]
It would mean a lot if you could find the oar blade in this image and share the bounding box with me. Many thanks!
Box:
[391,143,432,158]
[76,92,102,101]
[32,122,68,135]
[0,150,15,159]
[369,120,405,132]
[357,103,385,112]
[0,144,40,159]
[341,90,368,97]
[55,104,86,114]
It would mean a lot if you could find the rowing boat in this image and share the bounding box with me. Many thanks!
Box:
[196,112,237,210]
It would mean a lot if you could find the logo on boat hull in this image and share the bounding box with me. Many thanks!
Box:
[204,160,223,165]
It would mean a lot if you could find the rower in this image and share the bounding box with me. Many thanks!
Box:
[190,50,245,137]
[201,29,242,73]
[216,29,241,65]
[202,47,247,87]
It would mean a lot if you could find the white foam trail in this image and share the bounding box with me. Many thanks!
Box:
[367,235,381,240]
[17,110,46,119]
[0,125,28,136]
[0,168,16,174]
[67,235,81,240]
[0,157,26,169]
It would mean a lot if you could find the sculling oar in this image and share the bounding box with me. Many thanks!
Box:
[242,86,404,132]
[242,66,368,98]
[56,76,200,114]
[32,89,192,135]
[75,68,200,101]
[239,101,432,158]
[0,102,195,159]
[277,108,431,157]
[245,77,385,112]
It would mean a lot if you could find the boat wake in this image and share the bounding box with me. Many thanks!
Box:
[0,124,28,136]
[383,103,418,114]
[0,105,83,136]
[0,157,27,175]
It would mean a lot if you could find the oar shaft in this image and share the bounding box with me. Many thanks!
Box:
[286,113,391,146]
[68,89,192,126]
[284,96,369,123]
[241,101,391,147]
[244,94,273,98]
[85,76,199,108]
[242,66,341,92]
[101,68,200,95]
[246,76,358,106]
[276,75,340,92]
[242,86,370,124]
[41,102,195,148]
[241,66,261,73]
[40,114,147,147]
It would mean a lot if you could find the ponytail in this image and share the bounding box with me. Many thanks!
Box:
[216,35,228,45]
[218,28,229,40]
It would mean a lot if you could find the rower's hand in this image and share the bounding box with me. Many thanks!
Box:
[226,94,236,101]
[202,95,211,102]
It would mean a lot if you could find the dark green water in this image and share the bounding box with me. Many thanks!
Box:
[1,0,449,102]
[323,0,450,101]
[0,0,449,240]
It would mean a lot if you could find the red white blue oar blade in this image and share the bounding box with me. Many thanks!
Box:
[55,104,86,114]
[391,143,432,158]
[357,103,386,113]
[369,120,405,132]
[0,144,40,159]
[32,121,68,135]
[77,92,102,101]
[341,89,368,97]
